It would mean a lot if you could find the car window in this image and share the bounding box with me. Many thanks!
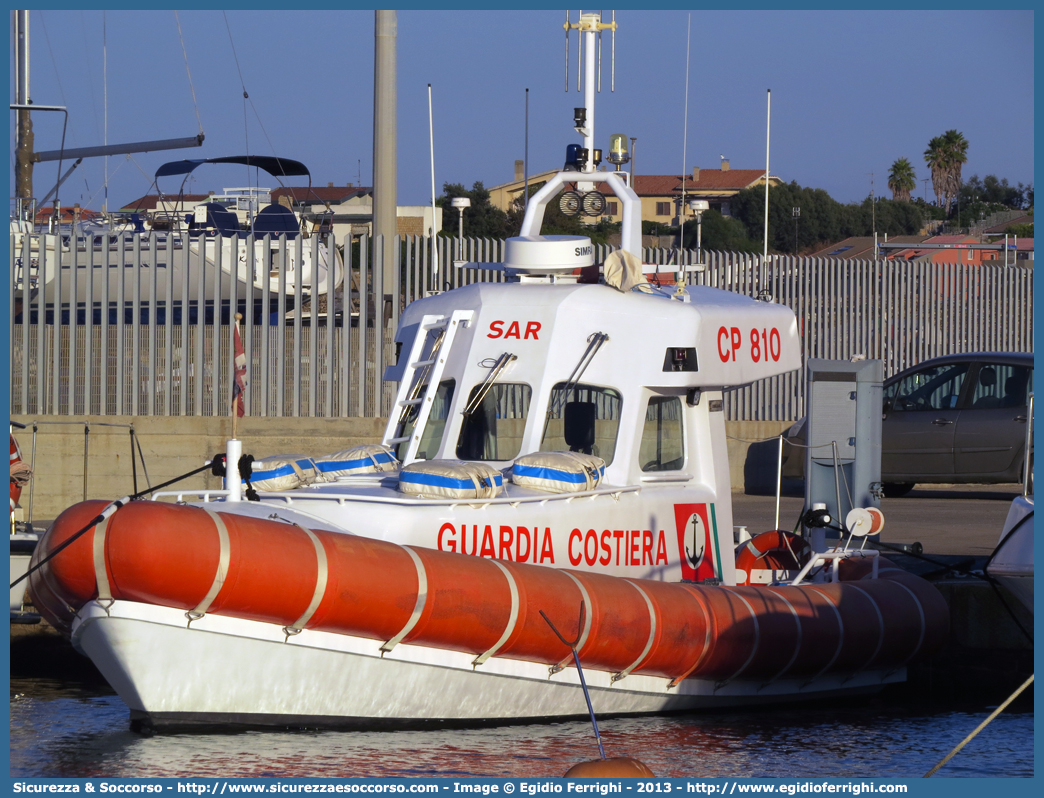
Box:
[892,363,968,411]
[968,363,1032,410]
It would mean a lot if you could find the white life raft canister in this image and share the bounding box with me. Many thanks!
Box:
[511,451,605,493]
[314,444,399,481]
[398,460,503,499]
[249,454,318,492]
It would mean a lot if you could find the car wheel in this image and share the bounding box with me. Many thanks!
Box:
[883,482,916,498]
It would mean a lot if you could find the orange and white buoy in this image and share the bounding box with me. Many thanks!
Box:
[565,757,655,777]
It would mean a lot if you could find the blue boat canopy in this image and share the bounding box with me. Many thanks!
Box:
[155,156,310,179]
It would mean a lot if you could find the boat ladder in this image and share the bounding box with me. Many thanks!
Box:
[382,309,474,464]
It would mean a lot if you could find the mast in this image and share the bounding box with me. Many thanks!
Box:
[565,11,616,192]
[373,11,398,295]
[13,10,34,203]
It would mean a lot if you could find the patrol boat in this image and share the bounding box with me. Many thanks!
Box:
[28,13,947,730]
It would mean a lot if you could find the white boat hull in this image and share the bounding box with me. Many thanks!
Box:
[10,554,31,612]
[987,495,1034,614]
[71,600,899,729]
[20,235,342,306]
[10,532,38,612]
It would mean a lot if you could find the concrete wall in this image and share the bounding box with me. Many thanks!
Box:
[11,415,792,521]
[11,415,387,521]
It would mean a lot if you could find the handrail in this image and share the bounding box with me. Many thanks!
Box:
[789,547,879,586]
[1022,393,1033,497]
[11,419,150,527]
[153,482,642,507]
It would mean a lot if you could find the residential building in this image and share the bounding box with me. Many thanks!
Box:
[809,236,928,260]
[487,159,781,226]
[33,204,102,227]
[811,234,1033,266]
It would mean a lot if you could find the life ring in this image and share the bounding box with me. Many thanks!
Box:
[734,530,812,586]
[10,433,23,519]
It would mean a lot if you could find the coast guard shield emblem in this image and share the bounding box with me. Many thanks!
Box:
[673,503,715,581]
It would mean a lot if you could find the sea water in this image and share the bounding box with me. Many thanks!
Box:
[9,678,1033,779]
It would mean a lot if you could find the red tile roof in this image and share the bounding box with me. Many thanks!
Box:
[809,235,929,259]
[33,206,102,224]
[272,186,371,204]
[924,234,979,244]
[119,194,211,212]
[634,169,771,196]
[984,215,1033,233]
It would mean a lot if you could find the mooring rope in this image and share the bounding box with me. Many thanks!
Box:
[10,458,219,590]
[924,673,1033,777]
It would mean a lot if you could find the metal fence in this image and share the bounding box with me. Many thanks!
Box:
[10,233,1034,422]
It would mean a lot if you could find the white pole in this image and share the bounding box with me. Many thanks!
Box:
[428,83,439,291]
[457,208,464,260]
[103,11,108,216]
[584,24,595,161]
[680,14,691,284]
[225,438,242,502]
[763,89,771,267]
[524,88,529,209]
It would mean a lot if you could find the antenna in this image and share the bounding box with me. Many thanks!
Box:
[576,11,582,92]
[564,11,570,92]
[678,13,691,281]
[428,83,439,291]
[597,13,601,93]
[762,89,771,268]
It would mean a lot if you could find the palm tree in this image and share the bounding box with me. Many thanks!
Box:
[888,158,916,202]
[942,129,969,211]
[925,131,970,214]
[924,136,947,209]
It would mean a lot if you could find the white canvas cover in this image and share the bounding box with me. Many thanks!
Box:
[249,454,318,492]
[398,460,504,499]
[314,444,399,481]
[602,248,644,293]
[511,451,605,493]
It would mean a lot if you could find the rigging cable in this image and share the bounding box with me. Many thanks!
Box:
[222,11,252,185]
[38,14,69,108]
[222,12,330,214]
[174,10,205,138]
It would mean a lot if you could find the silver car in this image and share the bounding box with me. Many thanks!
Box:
[782,352,1033,496]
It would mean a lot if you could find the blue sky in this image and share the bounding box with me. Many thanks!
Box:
[11,9,1034,212]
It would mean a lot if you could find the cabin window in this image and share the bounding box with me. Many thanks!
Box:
[640,396,684,472]
[392,379,455,460]
[540,382,622,465]
[456,383,532,461]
